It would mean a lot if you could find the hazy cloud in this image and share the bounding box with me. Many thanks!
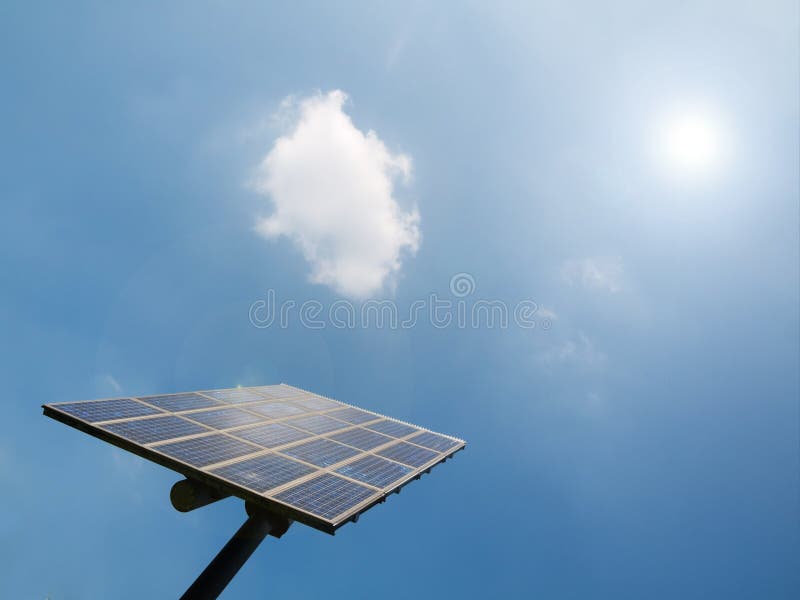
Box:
[94,373,122,395]
[537,306,558,321]
[253,90,420,298]
[561,256,624,293]
[536,331,607,370]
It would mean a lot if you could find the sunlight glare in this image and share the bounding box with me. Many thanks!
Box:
[654,107,729,180]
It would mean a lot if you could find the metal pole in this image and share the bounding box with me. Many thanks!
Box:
[180,511,273,600]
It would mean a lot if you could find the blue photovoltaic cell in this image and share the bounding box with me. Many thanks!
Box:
[54,398,162,423]
[251,385,303,399]
[248,402,307,419]
[203,389,265,404]
[211,454,315,493]
[101,415,210,444]
[290,396,341,412]
[336,455,412,488]
[274,473,375,520]
[138,393,222,412]
[407,431,460,452]
[280,438,360,467]
[154,434,259,467]
[184,408,263,430]
[327,427,394,451]
[327,407,379,425]
[364,420,418,438]
[377,441,438,467]
[287,414,350,435]
[232,423,311,448]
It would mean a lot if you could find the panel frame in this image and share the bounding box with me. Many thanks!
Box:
[42,383,465,534]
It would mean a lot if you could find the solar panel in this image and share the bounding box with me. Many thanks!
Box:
[55,398,162,422]
[211,454,315,493]
[231,422,311,448]
[203,389,266,404]
[364,419,419,438]
[286,414,350,435]
[139,393,222,412]
[407,431,461,452]
[327,427,394,451]
[290,396,341,412]
[248,401,307,419]
[376,441,439,468]
[326,407,379,425]
[154,434,260,467]
[252,385,303,399]
[102,415,210,444]
[274,473,375,520]
[184,407,263,430]
[279,438,360,467]
[42,383,465,533]
[335,455,412,488]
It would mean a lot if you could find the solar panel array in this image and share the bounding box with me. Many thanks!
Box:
[43,384,465,533]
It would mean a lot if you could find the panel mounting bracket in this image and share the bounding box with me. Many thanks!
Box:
[170,478,231,512]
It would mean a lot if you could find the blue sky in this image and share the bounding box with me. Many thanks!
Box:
[2,1,798,598]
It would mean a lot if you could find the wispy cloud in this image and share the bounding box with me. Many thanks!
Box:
[108,449,146,504]
[94,373,122,395]
[535,331,607,370]
[537,306,558,321]
[561,256,624,293]
[253,90,420,299]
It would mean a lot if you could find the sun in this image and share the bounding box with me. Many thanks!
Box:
[654,108,728,180]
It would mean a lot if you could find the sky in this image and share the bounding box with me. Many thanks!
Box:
[1,1,798,598]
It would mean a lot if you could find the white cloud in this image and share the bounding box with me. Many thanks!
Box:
[253,90,420,298]
[561,256,624,293]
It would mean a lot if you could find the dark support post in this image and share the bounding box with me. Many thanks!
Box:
[180,504,291,600]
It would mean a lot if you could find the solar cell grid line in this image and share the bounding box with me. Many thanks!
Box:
[289,396,342,412]
[202,389,266,404]
[252,461,380,500]
[210,453,316,493]
[138,392,223,413]
[230,422,312,448]
[239,399,343,426]
[248,385,305,399]
[247,401,308,419]
[285,414,351,435]
[53,398,163,423]
[364,419,419,439]
[335,454,414,489]
[101,415,212,444]
[227,400,347,432]
[375,441,439,468]
[276,394,318,407]
[278,437,361,468]
[279,384,397,419]
[326,427,395,451]
[406,431,461,452]
[326,407,381,425]
[279,387,305,395]
[183,407,264,430]
[273,473,378,521]
[153,433,261,468]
